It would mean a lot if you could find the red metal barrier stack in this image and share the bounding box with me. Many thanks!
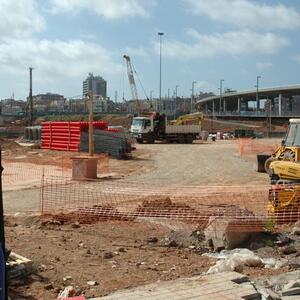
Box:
[41,121,108,151]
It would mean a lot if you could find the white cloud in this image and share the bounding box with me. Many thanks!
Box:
[50,0,154,19]
[256,62,272,70]
[156,30,289,59]
[294,55,300,64]
[0,0,45,39]
[125,47,148,57]
[0,38,122,80]
[185,0,300,30]
[196,81,209,89]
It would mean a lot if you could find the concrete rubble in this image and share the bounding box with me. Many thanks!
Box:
[204,248,284,274]
[204,216,252,250]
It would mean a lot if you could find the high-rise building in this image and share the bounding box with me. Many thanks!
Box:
[82,73,107,98]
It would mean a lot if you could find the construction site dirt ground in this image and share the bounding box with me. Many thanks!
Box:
[3,138,282,299]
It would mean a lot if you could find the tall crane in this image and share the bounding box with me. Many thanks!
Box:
[123,55,140,114]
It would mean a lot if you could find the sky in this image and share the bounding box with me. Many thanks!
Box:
[1,0,300,101]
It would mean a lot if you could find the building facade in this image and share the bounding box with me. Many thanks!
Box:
[0,99,26,116]
[31,93,66,113]
[82,73,107,98]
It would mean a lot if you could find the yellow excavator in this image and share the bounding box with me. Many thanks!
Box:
[266,119,300,222]
[265,119,300,180]
[170,112,204,127]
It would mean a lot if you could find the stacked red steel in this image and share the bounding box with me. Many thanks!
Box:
[41,121,108,151]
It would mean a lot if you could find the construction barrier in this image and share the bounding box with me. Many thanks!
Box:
[40,176,282,232]
[238,138,278,161]
[2,156,110,191]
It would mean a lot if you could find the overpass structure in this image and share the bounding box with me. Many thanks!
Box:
[195,84,300,118]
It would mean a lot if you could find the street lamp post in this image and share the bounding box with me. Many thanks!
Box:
[175,85,179,99]
[219,79,224,114]
[255,75,261,113]
[158,32,164,112]
[174,85,179,119]
[191,81,196,113]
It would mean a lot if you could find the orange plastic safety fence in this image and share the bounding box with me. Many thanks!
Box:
[40,176,281,232]
[238,139,278,161]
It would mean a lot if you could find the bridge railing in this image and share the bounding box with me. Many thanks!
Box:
[204,111,297,117]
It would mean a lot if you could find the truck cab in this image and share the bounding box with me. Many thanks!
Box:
[130,117,155,143]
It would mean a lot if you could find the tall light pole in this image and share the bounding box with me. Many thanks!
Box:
[175,85,179,99]
[219,79,224,114]
[191,81,196,113]
[158,32,164,112]
[29,67,33,126]
[174,85,179,119]
[255,75,261,113]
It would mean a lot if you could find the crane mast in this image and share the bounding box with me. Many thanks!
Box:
[123,55,140,114]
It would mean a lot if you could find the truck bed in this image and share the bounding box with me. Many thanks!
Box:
[165,124,201,134]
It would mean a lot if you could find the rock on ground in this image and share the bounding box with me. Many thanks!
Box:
[204,216,252,250]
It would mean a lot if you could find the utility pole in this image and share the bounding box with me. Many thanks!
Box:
[174,85,179,119]
[255,75,261,113]
[158,32,164,112]
[191,81,196,113]
[219,79,224,114]
[88,92,94,157]
[29,67,33,126]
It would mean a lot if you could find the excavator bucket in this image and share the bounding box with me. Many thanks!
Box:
[256,154,271,173]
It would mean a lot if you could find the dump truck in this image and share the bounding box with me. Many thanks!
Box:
[130,112,201,143]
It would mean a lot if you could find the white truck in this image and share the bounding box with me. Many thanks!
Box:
[130,112,201,144]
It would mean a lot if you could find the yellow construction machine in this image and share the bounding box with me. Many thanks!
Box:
[265,119,300,175]
[170,112,204,127]
[266,119,300,223]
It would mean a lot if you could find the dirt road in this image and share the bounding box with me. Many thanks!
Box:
[3,140,271,214]
[127,140,269,185]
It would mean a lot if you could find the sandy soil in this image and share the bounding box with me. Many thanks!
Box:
[6,217,214,299]
[6,216,293,300]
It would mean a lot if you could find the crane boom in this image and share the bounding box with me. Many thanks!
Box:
[123,55,140,113]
